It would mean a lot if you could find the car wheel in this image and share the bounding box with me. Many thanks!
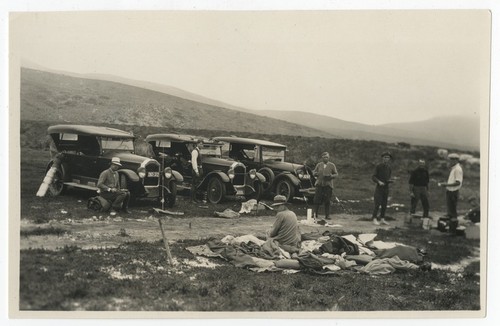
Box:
[275,179,294,202]
[119,174,135,204]
[47,166,65,196]
[245,180,264,201]
[258,168,275,193]
[207,177,226,204]
[119,174,128,190]
[163,181,177,208]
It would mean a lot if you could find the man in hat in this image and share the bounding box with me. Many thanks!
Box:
[267,195,301,252]
[312,151,338,220]
[97,157,130,214]
[437,153,463,232]
[190,139,204,203]
[371,152,394,225]
[409,159,430,218]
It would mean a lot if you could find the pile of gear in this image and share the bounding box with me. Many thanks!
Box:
[186,232,430,275]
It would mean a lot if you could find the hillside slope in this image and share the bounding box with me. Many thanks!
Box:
[255,110,479,150]
[20,68,332,138]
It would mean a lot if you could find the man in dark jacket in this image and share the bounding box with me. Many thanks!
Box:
[409,159,430,217]
[371,152,393,225]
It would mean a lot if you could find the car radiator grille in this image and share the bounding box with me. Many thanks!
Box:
[144,163,160,186]
[233,166,246,185]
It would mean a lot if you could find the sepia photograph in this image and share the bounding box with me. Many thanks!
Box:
[3,0,498,323]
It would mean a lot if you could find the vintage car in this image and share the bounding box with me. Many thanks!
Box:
[213,136,316,202]
[45,125,182,207]
[145,133,266,204]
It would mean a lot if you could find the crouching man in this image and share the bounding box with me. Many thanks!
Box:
[97,157,130,214]
[266,195,301,253]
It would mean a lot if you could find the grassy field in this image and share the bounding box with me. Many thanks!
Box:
[15,125,482,313]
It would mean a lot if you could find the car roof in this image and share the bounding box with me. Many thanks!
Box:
[48,124,135,139]
[146,134,223,145]
[214,136,286,148]
[146,133,199,143]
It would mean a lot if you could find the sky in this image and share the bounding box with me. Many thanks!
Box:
[8,9,490,125]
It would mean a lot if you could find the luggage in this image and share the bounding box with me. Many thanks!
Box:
[87,196,111,212]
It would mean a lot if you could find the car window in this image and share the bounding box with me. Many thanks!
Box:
[78,135,100,156]
[262,146,286,162]
[101,137,135,152]
[201,144,222,158]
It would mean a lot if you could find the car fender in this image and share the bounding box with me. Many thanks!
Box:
[255,172,266,183]
[117,169,140,183]
[274,172,300,187]
[171,170,184,182]
[199,171,230,189]
[258,167,275,184]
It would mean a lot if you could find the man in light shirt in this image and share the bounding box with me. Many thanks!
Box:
[190,139,204,203]
[438,153,463,232]
[312,152,338,220]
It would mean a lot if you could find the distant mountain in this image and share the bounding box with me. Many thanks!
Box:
[254,110,480,150]
[20,67,332,138]
[378,116,480,150]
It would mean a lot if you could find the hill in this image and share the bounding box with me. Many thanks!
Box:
[20,67,480,150]
[20,68,332,138]
[254,110,479,151]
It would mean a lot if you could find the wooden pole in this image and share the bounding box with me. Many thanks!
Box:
[158,217,173,265]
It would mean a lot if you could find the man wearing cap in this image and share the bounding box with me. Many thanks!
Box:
[97,157,130,214]
[267,195,301,252]
[409,159,430,218]
[371,152,394,225]
[312,152,338,220]
[438,153,463,232]
[190,139,204,203]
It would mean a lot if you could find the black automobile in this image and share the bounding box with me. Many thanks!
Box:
[145,133,266,204]
[45,125,182,207]
[213,136,316,202]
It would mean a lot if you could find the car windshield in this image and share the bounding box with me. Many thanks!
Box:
[101,137,135,152]
[201,144,222,158]
[262,146,286,162]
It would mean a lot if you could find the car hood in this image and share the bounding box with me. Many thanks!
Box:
[103,152,158,165]
[263,160,304,172]
[202,157,238,168]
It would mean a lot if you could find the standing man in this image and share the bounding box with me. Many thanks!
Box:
[190,139,204,203]
[438,153,463,232]
[372,152,393,225]
[267,195,301,253]
[97,157,130,214]
[312,152,339,220]
[409,159,430,218]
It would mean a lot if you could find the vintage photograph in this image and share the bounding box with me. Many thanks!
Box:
[6,3,492,320]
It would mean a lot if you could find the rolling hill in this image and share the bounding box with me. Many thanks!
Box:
[19,68,332,138]
[19,67,480,150]
[253,110,480,151]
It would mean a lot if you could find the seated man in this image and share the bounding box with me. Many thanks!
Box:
[97,157,130,214]
[267,195,301,253]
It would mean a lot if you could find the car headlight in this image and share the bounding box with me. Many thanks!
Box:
[297,169,310,180]
[228,168,235,179]
[249,169,256,179]
[164,167,172,179]
[138,167,146,179]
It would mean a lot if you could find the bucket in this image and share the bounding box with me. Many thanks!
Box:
[306,208,313,222]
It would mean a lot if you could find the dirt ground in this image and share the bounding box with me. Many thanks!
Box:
[20,196,442,251]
